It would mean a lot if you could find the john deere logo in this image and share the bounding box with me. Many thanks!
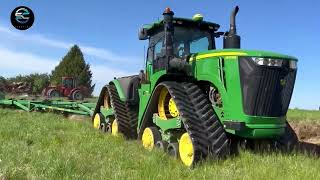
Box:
[280,79,286,86]
[10,6,35,30]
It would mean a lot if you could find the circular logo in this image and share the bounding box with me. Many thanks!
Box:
[10,6,35,30]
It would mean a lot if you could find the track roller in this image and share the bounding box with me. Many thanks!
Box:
[167,143,179,158]
[142,127,162,150]
[155,141,169,151]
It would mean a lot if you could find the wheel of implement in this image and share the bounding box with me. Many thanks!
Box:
[142,127,162,151]
[155,140,169,151]
[111,119,119,136]
[158,87,179,120]
[179,132,195,167]
[93,113,103,130]
[167,142,179,159]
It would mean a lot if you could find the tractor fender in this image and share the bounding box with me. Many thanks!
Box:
[110,75,140,105]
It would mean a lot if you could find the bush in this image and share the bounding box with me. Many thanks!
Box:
[7,73,50,95]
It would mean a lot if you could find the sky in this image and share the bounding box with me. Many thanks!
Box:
[0,0,319,109]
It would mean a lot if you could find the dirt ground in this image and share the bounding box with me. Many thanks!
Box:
[290,121,320,145]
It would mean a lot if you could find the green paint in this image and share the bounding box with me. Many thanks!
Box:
[152,114,182,132]
[111,79,126,101]
[100,107,114,118]
[0,99,95,116]
[95,14,298,140]
[137,70,167,129]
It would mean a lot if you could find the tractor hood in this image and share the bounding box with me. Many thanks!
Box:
[189,49,298,62]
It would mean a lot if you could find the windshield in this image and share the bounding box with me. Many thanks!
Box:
[173,26,212,57]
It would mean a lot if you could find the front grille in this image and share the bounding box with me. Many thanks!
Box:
[239,57,296,117]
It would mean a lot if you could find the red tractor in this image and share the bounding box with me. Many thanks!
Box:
[42,77,89,100]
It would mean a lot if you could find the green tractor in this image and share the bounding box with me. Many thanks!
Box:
[92,6,298,166]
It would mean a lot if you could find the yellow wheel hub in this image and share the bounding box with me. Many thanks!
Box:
[179,132,194,167]
[93,114,101,129]
[111,119,119,136]
[158,87,179,120]
[142,128,155,150]
[168,98,179,117]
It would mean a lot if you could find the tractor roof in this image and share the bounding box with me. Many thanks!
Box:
[143,17,220,35]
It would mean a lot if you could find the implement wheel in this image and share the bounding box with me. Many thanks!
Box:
[142,127,161,150]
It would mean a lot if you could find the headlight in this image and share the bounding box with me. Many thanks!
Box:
[251,57,297,69]
[289,61,297,69]
[252,57,283,67]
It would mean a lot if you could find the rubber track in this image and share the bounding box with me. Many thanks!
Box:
[161,81,229,162]
[108,85,138,139]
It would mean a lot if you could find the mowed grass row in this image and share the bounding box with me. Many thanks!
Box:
[0,109,320,179]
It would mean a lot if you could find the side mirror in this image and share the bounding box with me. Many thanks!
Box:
[138,27,148,40]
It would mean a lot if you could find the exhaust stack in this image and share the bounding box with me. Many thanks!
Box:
[223,6,241,49]
[162,8,175,62]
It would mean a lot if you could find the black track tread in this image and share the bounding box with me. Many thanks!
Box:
[108,85,138,139]
[275,122,298,152]
[182,82,230,158]
[159,81,229,164]
[92,85,110,122]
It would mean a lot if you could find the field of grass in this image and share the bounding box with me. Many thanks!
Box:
[1,109,320,179]
[287,109,320,122]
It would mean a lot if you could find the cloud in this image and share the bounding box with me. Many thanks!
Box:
[0,25,139,63]
[0,47,57,73]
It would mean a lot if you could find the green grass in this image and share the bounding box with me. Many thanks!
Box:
[287,109,320,122]
[1,109,320,179]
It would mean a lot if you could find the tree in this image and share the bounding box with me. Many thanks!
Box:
[51,45,94,95]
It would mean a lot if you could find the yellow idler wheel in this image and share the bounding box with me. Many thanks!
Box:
[158,87,179,120]
[179,132,195,167]
[93,113,101,129]
[142,127,161,151]
[111,119,119,136]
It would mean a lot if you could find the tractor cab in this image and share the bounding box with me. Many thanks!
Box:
[62,77,75,89]
[139,8,222,73]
